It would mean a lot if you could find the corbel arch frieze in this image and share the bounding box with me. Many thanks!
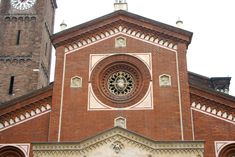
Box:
[64,24,178,53]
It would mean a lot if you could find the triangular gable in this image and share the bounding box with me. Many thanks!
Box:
[51,10,193,49]
[33,127,204,157]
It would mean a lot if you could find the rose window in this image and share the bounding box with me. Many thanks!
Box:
[108,71,134,96]
[90,54,151,108]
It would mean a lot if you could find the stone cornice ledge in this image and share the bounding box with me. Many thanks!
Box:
[33,127,204,155]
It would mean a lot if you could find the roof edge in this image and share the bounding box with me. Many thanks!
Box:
[51,10,193,46]
[0,83,53,110]
[189,83,235,103]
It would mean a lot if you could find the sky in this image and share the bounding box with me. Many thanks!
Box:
[52,0,235,96]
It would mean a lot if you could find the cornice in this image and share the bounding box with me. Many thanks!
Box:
[33,127,204,156]
[52,11,192,48]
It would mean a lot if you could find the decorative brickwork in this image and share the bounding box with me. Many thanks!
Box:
[64,25,178,53]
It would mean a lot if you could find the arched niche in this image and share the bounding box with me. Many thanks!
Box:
[219,143,235,157]
[0,146,25,157]
[70,76,82,88]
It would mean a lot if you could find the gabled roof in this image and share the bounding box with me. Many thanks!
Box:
[51,10,193,47]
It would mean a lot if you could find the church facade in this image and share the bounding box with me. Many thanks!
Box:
[0,1,234,157]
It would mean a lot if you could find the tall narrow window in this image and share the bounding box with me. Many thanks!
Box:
[9,76,15,95]
[16,30,21,45]
[45,43,48,56]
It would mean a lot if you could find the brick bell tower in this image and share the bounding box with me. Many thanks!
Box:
[0,0,57,103]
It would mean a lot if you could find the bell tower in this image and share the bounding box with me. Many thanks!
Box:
[0,0,57,103]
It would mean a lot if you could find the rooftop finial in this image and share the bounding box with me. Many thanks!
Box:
[114,0,128,11]
[60,20,67,31]
[176,17,183,28]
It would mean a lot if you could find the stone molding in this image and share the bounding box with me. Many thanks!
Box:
[33,127,204,156]
[87,53,153,111]
[0,103,51,132]
[214,141,235,157]
[191,102,235,124]
[4,15,37,22]
[64,25,178,53]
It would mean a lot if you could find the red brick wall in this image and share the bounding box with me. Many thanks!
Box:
[193,111,235,157]
[49,34,192,141]
[0,113,50,143]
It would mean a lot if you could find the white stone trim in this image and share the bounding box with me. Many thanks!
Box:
[89,53,152,81]
[215,141,235,157]
[0,143,30,157]
[191,102,235,124]
[190,108,195,140]
[175,50,184,140]
[0,104,51,132]
[87,82,153,111]
[64,26,177,53]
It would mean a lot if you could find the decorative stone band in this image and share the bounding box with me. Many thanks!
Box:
[33,128,204,156]
[64,25,178,53]
[191,102,235,124]
[4,15,37,22]
[0,55,32,62]
[0,104,51,132]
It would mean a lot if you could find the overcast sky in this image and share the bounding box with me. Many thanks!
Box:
[52,0,235,96]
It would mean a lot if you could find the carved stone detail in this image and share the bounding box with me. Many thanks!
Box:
[115,36,126,48]
[114,117,126,128]
[33,128,204,157]
[71,76,82,88]
[111,141,124,154]
[159,74,171,87]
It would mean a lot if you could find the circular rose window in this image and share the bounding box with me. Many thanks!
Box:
[90,54,151,108]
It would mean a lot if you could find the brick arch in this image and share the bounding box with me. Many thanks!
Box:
[219,143,235,157]
[0,146,25,157]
